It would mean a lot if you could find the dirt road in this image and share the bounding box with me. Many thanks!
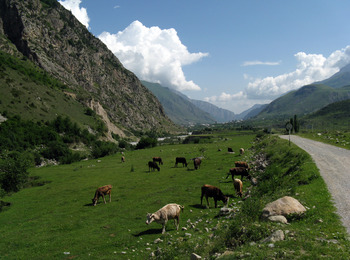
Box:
[279,135,350,234]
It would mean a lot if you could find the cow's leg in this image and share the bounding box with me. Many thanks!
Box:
[201,193,204,206]
[214,199,218,208]
[205,195,210,208]
[102,194,106,204]
[175,216,179,230]
[162,220,167,234]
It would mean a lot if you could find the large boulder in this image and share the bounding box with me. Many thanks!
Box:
[262,196,306,219]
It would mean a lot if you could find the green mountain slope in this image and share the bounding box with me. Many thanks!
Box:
[301,99,350,129]
[141,81,216,125]
[256,84,350,120]
[317,63,350,88]
[189,99,235,123]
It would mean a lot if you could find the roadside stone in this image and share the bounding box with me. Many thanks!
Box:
[262,230,285,243]
[268,215,288,224]
[262,196,306,219]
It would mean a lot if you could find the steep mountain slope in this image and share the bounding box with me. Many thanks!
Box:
[0,0,178,135]
[256,84,350,120]
[316,63,350,88]
[189,99,235,123]
[142,81,216,125]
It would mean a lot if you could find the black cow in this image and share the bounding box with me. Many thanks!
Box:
[148,161,160,172]
[175,157,187,167]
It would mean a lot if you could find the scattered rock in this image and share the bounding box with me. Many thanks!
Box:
[262,196,306,219]
[268,215,288,224]
[154,238,163,244]
[262,230,285,243]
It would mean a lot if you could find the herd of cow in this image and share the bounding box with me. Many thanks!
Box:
[91,147,252,233]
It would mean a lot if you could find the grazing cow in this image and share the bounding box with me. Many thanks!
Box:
[226,167,251,181]
[193,157,201,170]
[146,203,184,234]
[121,156,125,163]
[234,161,248,168]
[148,161,160,172]
[233,179,243,198]
[153,157,163,165]
[92,185,112,206]
[228,147,234,153]
[239,148,245,155]
[175,157,187,167]
[201,184,228,208]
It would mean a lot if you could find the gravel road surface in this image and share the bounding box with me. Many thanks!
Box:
[279,135,350,234]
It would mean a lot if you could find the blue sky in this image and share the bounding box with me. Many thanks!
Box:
[59,0,350,113]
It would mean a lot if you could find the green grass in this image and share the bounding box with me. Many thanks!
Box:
[1,132,349,259]
[0,132,255,259]
[298,130,350,150]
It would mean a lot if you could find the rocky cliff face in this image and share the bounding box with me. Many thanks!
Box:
[0,0,177,134]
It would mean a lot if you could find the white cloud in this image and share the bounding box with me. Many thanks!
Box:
[58,0,90,28]
[242,60,281,66]
[246,46,350,99]
[98,20,208,91]
[204,45,350,113]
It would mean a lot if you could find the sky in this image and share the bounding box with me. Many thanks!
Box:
[58,0,350,114]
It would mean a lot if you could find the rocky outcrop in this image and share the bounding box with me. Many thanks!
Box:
[0,0,177,134]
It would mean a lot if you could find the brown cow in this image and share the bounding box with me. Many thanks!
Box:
[193,157,201,170]
[201,184,228,208]
[226,167,251,181]
[233,179,243,198]
[175,157,187,167]
[153,157,163,165]
[92,185,112,206]
[235,161,248,168]
[146,203,184,234]
[148,161,160,172]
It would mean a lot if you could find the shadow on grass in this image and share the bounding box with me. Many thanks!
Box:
[189,204,205,209]
[133,228,162,237]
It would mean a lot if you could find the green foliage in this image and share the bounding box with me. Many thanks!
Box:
[135,136,157,149]
[0,152,31,194]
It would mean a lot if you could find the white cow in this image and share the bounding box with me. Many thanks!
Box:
[146,203,184,234]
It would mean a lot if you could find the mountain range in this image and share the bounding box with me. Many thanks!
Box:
[1,0,349,135]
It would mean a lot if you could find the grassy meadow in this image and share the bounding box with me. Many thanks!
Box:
[1,131,350,259]
[0,132,255,259]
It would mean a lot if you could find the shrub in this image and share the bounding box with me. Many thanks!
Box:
[136,137,157,149]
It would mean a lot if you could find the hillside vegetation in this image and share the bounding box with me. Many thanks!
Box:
[1,132,349,259]
[257,84,350,120]
[0,0,178,135]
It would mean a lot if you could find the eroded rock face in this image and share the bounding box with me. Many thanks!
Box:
[0,0,177,134]
[262,196,306,219]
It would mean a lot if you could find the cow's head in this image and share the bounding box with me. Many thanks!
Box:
[146,213,155,225]
[92,198,98,206]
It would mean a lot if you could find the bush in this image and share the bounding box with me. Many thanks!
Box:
[136,137,157,149]
[0,152,31,193]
